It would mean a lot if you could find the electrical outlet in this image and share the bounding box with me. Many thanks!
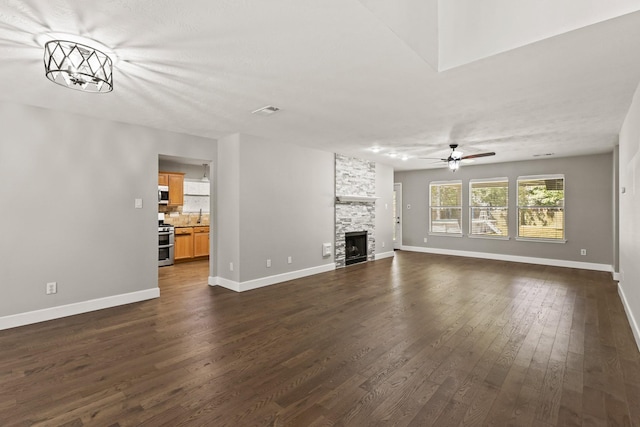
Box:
[266,259,271,268]
[424,237,428,243]
[580,249,587,256]
[382,241,385,248]
[46,282,57,295]
[287,256,292,264]
[229,262,234,272]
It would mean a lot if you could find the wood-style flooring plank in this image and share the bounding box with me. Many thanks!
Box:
[0,252,638,426]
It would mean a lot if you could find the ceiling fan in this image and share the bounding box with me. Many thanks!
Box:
[421,144,496,171]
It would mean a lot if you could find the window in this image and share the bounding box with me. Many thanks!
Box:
[469,179,508,237]
[429,181,462,235]
[517,175,565,241]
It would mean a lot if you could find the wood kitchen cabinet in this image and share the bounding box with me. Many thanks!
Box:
[167,174,184,206]
[174,227,194,260]
[193,226,210,257]
[175,226,210,261]
[158,172,184,206]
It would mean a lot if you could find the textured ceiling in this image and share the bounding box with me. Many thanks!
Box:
[1,1,640,170]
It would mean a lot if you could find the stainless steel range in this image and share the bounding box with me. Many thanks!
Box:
[158,223,175,267]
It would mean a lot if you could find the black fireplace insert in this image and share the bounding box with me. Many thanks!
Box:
[345,231,367,265]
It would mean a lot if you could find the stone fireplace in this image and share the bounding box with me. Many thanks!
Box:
[335,154,376,267]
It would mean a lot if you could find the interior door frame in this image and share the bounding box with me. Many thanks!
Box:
[394,182,402,249]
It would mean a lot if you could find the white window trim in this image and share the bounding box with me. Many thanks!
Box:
[517,174,564,181]
[469,177,509,184]
[468,177,509,238]
[515,237,567,243]
[468,235,511,241]
[429,180,463,237]
[516,174,565,242]
[430,179,463,186]
[428,232,464,237]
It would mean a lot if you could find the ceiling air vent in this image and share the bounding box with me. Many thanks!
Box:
[251,105,280,116]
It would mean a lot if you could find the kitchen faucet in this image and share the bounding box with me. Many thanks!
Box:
[197,208,202,224]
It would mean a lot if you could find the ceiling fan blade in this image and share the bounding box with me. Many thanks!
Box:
[418,157,447,161]
[461,152,495,160]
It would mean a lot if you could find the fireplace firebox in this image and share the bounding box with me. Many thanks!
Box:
[345,231,368,265]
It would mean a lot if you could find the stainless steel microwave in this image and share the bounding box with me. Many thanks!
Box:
[158,185,169,205]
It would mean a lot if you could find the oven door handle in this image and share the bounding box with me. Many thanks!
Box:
[159,231,173,236]
[159,244,174,249]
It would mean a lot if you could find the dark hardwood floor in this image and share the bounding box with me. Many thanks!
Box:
[1,252,638,426]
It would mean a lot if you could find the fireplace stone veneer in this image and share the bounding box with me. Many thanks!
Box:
[335,154,376,267]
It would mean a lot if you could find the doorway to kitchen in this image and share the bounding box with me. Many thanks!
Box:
[157,154,213,291]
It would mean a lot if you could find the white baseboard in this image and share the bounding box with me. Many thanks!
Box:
[0,288,160,331]
[618,282,640,352]
[613,272,621,281]
[375,251,395,260]
[209,263,336,293]
[209,275,240,292]
[400,245,613,273]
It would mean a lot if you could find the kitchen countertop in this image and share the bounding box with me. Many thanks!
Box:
[172,224,210,228]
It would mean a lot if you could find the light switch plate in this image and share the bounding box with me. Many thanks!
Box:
[322,243,332,257]
[134,198,143,209]
[46,282,57,294]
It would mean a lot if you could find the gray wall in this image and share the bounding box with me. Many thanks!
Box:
[213,134,336,284]
[394,153,613,265]
[619,83,640,344]
[214,134,241,282]
[0,102,215,317]
[238,134,335,282]
[613,145,620,273]
[375,162,395,255]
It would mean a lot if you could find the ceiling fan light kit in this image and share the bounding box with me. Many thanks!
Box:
[420,143,496,172]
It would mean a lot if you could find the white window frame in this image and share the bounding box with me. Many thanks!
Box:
[516,174,566,243]
[468,178,509,240]
[429,180,463,237]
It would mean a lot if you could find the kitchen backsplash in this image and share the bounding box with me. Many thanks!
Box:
[183,194,210,213]
[159,209,210,226]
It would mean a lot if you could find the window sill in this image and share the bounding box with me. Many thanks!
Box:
[428,232,463,238]
[515,237,567,244]
[467,235,510,241]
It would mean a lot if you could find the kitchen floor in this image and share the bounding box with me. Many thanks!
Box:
[159,259,209,291]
